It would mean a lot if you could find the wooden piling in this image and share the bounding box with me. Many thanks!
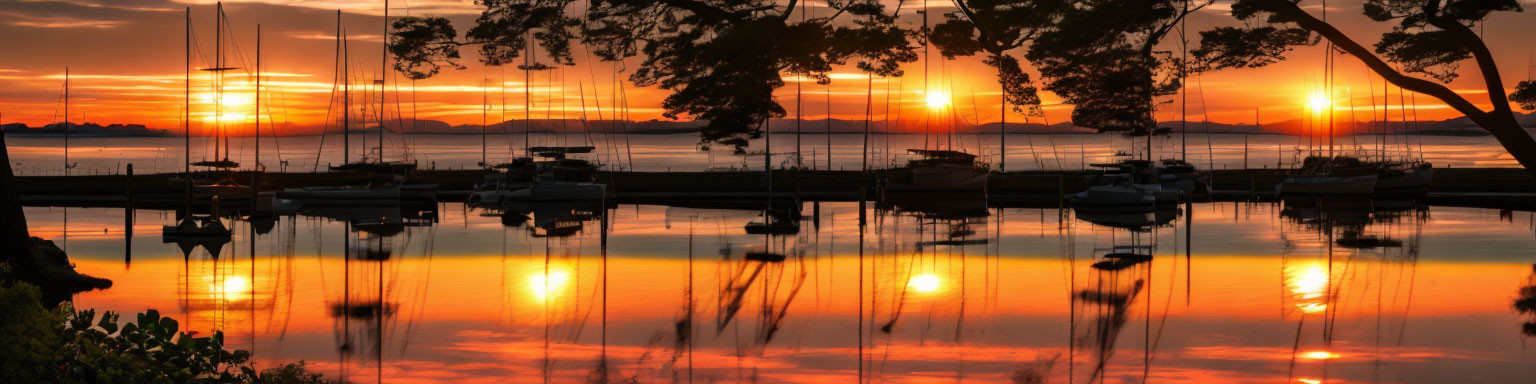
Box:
[125,163,133,265]
[858,188,867,227]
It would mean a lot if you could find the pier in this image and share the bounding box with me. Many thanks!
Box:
[15,167,1536,209]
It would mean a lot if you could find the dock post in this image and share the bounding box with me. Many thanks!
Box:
[125,163,133,265]
[858,188,867,227]
[1057,174,1065,211]
[813,201,821,229]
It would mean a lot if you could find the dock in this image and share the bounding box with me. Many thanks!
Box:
[13,167,1536,209]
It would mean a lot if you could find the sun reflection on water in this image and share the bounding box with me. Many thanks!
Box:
[1288,263,1329,314]
[908,273,942,293]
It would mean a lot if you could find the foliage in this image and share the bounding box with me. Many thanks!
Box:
[1193,0,1523,85]
[55,307,254,382]
[932,0,1203,135]
[0,283,62,382]
[0,282,334,384]
[391,0,917,153]
[930,0,1063,116]
[254,362,337,384]
[1511,81,1536,111]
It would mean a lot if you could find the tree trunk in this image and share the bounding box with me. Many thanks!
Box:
[0,132,35,277]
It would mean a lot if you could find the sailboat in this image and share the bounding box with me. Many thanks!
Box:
[165,6,241,239]
[1372,89,1434,193]
[191,2,240,170]
[329,1,419,175]
[285,13,405,206]
[881,8,988,194]
[470,146,604,203]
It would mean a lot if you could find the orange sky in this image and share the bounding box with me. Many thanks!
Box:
[1,0,1533,134]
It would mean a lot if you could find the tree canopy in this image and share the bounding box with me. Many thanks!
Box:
[930,0,1208,136]
[391,0,916,153]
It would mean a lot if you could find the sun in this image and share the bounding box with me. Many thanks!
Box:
[1306,91,1330,112]
[925,91,950,110]
[908,274,942,293]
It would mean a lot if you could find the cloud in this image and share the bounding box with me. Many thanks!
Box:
[0,11,127,28]
[286,31,383,42]
[16,0,178,12]
[170,0,484,16]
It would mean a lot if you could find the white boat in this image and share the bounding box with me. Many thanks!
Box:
[1086,161,1182,205]
[884,150,989,193]
[281,184,401,205]
[1072,174,1156,209]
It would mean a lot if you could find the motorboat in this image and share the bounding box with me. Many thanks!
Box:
[281,183,401,205]
[401,183,439,201]
[1071,173,1156,209]
[473,180,605,203]
[883,149,989,193]
[1374,161,1433,192]
[1082,160,1182,205]
[1276,156,1378,196]
[471,146,605,203]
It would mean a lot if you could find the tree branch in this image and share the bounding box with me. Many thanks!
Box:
[1262,0,1487,120]
[1421,0,1512,113]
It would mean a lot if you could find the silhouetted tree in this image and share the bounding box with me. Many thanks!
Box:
[390,0,916,153]
[1516,264,1536,337]
[931,0,1207,136]
[1192,0,1536,175]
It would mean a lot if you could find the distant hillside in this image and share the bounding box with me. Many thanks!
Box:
[2,122,167,137]
[9,111,1530,137]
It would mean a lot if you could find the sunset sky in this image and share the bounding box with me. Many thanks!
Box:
[1,0,1533,135]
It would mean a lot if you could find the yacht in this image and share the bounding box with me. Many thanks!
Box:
[882,149,989,193]
[1276,156,1378,196]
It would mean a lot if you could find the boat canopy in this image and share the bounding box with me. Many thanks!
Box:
[529,146,596,158]
[906,149,976,161]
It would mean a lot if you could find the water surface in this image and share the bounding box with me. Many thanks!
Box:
[30,200,1536,383]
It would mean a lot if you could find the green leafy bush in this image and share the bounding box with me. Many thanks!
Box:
[0,282,334,383]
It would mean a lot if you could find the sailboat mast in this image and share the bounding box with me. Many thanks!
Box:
[921,3,930,152]
[379,0,388,164]
[185,7,191,211]
[216,2,226,162]
[342,18,351,164]
[63,66,69,176]
[525,30,533,159]
[1180,0,1188,161]
[254,24,261,207]
[481,77,487,166]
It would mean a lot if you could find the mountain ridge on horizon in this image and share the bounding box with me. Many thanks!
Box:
[4,112,1531,137]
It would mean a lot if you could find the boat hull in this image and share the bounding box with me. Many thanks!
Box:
[884,164,989,193]
[474,181,606,203]
[280,185,401,205]
[1072,185,1156,209]
[1276,175,1378,196]
[1375,167,1433,191]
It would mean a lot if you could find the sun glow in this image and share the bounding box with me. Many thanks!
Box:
[530,270,572,302]
[908,274,942,293]
[924,91,951,110]
[1299,351,1339,360]
[1305,91,1331,113]
[1288,263,1329,314]
[213,275,250,302]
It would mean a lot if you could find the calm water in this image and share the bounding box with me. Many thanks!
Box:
[5,133,1520,176]
[29,199,1536,383]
